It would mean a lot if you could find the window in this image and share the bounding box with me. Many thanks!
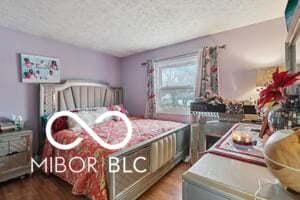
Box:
[154,54,199,114]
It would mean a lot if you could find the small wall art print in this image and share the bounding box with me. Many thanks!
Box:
[21,54,61,83]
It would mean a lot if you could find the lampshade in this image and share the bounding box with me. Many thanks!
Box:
[256,66,285,87]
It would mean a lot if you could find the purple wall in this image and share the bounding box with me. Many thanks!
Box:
[0,26,121,154]
[0,17,288,153]
[120,18,287,122]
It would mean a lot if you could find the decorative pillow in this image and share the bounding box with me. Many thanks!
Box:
[67,107,109,130]
[107,104,129,121]
[52,116,68,133]
[108,104,128,114]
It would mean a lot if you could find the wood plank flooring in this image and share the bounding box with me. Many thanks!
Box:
[0,163,190,200]
[139,163,189,200]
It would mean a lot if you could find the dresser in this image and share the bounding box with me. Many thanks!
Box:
[0,130,32,182]
[182,154,300,200]
[190,121,235,163]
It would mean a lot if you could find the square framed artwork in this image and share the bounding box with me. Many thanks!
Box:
[20,54,61,83]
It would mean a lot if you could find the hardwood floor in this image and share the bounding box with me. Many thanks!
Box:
[0,173,86,200]
[138,163,190,200]
[0,163,190,200]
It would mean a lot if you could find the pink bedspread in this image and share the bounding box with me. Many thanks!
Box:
[42,118,184,200]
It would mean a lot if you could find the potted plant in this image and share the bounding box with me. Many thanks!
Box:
[257,68,300,193]
[258,68,300,137]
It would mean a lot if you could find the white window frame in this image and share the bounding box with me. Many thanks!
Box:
[154,53,199,115]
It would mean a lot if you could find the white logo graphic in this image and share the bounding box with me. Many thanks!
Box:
[46,111,132,150]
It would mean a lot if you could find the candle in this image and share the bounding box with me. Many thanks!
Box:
[232,132,242,142]
[232,131,253,145]
[244,134,251,144]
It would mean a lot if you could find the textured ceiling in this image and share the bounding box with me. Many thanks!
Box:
[0,0,287,57]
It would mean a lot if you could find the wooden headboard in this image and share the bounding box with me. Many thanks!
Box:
[40,80,123,117]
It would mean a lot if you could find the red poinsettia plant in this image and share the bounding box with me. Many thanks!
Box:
[257,68,300,109]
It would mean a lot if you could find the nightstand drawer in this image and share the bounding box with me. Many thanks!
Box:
[0,136,28,155]
[0,156,10,171]
[9,152,28,167]
[0,152,28,172]
[0,142,9,157]
[9,137,27,153]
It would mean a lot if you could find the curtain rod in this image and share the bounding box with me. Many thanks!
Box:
[141,44,226,66]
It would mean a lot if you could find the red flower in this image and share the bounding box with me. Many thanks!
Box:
[257,68,300,109]
[272,68,300,88]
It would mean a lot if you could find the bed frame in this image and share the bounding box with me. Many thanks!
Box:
[40,80,190,200]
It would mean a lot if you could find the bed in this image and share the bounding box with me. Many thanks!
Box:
[40,80,190,200]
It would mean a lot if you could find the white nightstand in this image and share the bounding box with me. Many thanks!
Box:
[0,129,32,182]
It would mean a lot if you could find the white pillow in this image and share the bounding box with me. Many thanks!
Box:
[68,107,109,130]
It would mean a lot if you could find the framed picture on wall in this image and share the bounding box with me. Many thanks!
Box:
[20,54,61,83]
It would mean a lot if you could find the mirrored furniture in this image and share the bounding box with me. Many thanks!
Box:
[0,130,32,182]
[190,102,257,164]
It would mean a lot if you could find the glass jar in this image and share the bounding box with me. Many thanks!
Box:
[268,99,300,133]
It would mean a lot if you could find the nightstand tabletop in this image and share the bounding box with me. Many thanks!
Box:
[0,129,32,137]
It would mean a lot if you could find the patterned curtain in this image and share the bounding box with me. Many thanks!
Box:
[145,60,156,119]
[196,46,220,99]
[192,47,220,164]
